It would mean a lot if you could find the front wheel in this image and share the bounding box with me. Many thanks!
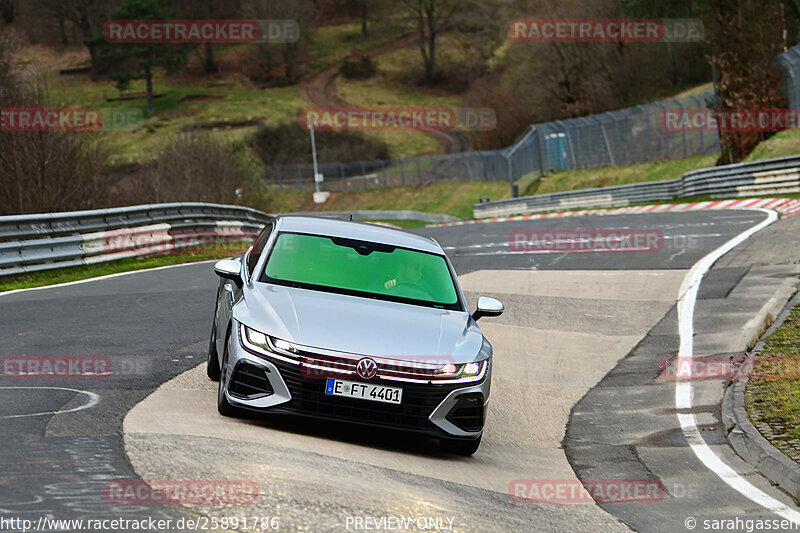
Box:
[440,435,482,456]
[207,318,221,381]
[217,328,242,417]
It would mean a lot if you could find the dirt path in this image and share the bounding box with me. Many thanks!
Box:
[299,33,473,154]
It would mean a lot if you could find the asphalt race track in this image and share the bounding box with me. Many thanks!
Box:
[2,209,799,532]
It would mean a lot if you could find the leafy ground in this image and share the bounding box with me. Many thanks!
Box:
[309,22,407,70]
[251,181,509,219]
[337,59,463,157]
[524,154,719,196]
[27,21,431,163]
[50,74,305,163]
[746,303,800,454]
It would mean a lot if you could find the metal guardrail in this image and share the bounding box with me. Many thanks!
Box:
[0,204,460,278]
[292,210,459,224]
[0,202,272,242]
[473,155,800,218]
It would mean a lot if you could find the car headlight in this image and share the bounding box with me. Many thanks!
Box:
[433,360,488,384]
[462,362,482,376]
[241,325,300,363]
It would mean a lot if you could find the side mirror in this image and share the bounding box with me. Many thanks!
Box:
[214,258,243,287]
[472,296,504,321]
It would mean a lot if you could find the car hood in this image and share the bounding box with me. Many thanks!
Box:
[233,283,486,363]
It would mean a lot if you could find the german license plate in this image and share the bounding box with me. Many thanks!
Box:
[324,378,403,405]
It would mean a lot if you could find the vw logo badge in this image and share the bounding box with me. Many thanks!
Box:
[356,357,378,380]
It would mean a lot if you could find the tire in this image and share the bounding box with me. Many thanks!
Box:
[207,318,221,381]
[217,328,242,417]
[440,435,482,456]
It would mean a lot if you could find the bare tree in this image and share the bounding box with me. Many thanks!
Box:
[709,0,787,163]
[399,0,461,83]
[169,0,246,74]
[0,26,109,214]
[58,0,115,62]
[0,0,17,24]
[153,133,249,204]
[242,0,317,85]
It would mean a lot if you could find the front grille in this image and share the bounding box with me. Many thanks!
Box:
[294,349,459,382]
[445,393,484,432]
[271,359,467,432]
[229,361,274,400]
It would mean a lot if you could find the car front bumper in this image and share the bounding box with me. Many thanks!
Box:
[223,325,489,439]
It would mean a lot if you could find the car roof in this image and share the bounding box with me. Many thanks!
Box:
[274,216,443,254]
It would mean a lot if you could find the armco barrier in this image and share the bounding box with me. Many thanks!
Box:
[290,210,459,224]
[474,155,800,218]
[0,204,460,277]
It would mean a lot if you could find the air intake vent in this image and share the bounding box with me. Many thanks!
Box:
[229,362,274,400]
[445,393,484,432]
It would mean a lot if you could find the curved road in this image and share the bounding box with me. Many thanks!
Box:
[1,210,799,532]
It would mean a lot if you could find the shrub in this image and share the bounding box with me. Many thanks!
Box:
[249,122,390,166]
[151,133,251,204]
[339,56,376,79]
[0,26,109,215]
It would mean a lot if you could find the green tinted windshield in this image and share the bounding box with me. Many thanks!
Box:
[262,232,459,309]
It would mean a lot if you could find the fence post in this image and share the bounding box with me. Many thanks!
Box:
[505,153,516,198]
[690,94,705,155]
[534,127,545,176]
[653,101,670,159]
[622,109,635,165]
[673,98,688,159]
[361,161,368,188]
[612,112,622,166]
[637,105,654,162]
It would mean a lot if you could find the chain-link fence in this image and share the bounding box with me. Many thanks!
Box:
[263,150,510,191]
[777,44,800,109]
[262,41,800,193]
[504,90,718,183]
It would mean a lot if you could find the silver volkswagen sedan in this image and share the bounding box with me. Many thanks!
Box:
[207,216,503,455]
